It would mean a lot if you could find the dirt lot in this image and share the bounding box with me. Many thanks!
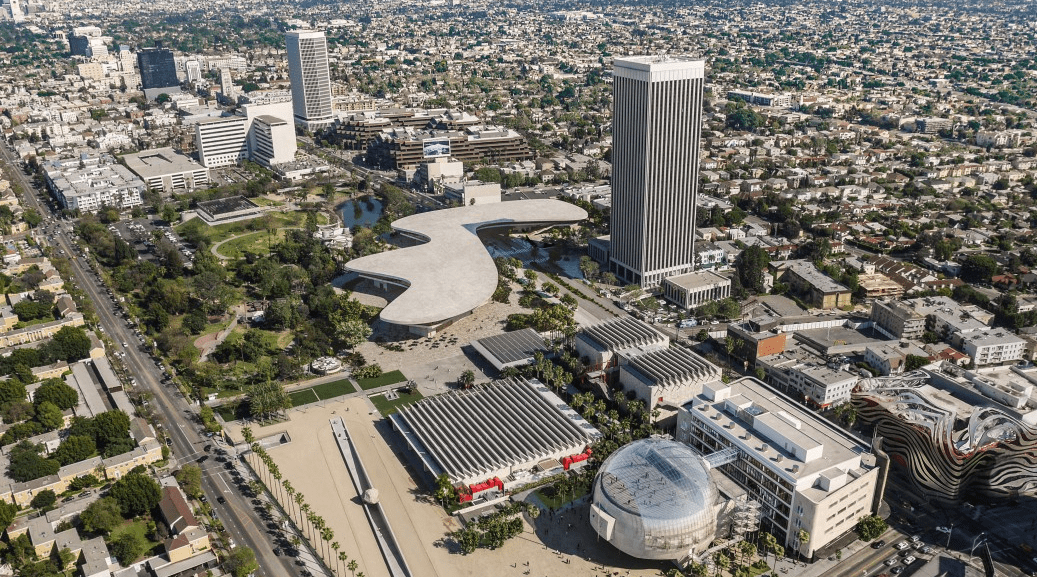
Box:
[233,399,674,577]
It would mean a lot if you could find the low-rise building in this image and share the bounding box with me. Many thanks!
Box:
[43,153,144,213]
[870,300,925,340]
[661,270,732,310]
[122,147,210,194]
[780,261,851,309]
[617,346,721,411]
[955,329,1027,366]
[574,316,668,371]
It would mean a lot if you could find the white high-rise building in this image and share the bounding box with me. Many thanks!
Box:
[285,30,333,131]
[609,56,705,288]
[195,116,248,168]
[219,68,235,99]
[250,116,297,167]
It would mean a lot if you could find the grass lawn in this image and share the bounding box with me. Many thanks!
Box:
[214,402,245,422]
[217,229,287,259]
[369,389,424,416]
[311,378,355,399]
[356,370,407,390]
[289,388,319,407]
[109,520,160,561]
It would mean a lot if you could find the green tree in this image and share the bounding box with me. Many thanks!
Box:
[30,489,56,510]
[7,440,60,481]
[81,497,124,534]
[92,410,131,453]
[33,379,79,410]
[960,254,999,284]
[856,515,888,540]
[23,208,42,228]
[35,401,64,431]
[905,355,931,372]
[225,546,259,577]
[111,530,146,565]
[54,435,96,465]
[736,245,770,294]
[458,370,476,389]
[175,464,203,499]
[110,472,161,517]
[0,500,17,531]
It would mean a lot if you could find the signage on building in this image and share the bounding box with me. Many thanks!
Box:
[422,137,451,159]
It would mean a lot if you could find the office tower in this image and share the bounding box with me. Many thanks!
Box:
[219,68,235,99]
[195,116,248,168]
[285,30,333,131]
[117,45,135,72]
[137,47,180,100]
[250,115,297,167]
[609,56,704,288]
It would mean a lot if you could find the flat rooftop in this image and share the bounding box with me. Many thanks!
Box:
[197,195,260,216]
[122,147,206,178]
[686,377,871,486]
[345,199,585,328]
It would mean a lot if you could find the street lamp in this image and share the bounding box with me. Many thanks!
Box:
[968,533,986,565]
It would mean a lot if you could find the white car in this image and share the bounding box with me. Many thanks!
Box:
[885,559,897,566]
[895,542,910,550]
[903,556,916,565]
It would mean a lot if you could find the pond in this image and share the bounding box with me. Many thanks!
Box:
[337,196,384,229]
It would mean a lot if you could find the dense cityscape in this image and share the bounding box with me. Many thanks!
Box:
[0,0,1037,577]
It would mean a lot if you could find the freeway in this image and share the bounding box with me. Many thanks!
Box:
[0,143,310,577]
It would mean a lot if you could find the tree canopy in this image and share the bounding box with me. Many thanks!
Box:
[110,472,161,517]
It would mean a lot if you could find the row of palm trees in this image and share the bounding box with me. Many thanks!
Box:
[241,427,361,577]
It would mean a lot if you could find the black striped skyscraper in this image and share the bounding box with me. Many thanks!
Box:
[609,56,704,288]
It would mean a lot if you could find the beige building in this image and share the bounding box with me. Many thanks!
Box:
[870,299,925,340]
[677,377,885,559]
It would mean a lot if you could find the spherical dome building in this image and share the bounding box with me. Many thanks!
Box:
[589,438,720,561]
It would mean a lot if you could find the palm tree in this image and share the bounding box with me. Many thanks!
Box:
[283,481,296,520]
[347,559,358,577]
[331,542,341,574]
[321,527,335,564]
[294,492,305,524]
[301,504,312,537]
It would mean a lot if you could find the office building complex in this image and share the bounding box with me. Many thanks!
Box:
[137,47,181,100]
[366,125,530,170]
[677,377,884,559]
[184,60,202,83]
[609,56,705,288]
[219,68,235,99]
[121,148,209,193]
[286,30,333,131]
[193,100,298,169]
[194,116,248,168]
[250,115,296,168]
[854,365,1037,504]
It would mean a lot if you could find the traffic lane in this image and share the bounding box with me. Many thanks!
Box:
[833,534,911,577]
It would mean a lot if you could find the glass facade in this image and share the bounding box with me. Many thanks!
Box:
[591,438,719,560]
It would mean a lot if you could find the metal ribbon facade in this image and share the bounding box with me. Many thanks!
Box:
[853,371,1037,504]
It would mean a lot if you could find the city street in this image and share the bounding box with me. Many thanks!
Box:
[0,142,313,577]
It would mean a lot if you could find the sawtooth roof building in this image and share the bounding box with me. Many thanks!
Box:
[390,377,601,486]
